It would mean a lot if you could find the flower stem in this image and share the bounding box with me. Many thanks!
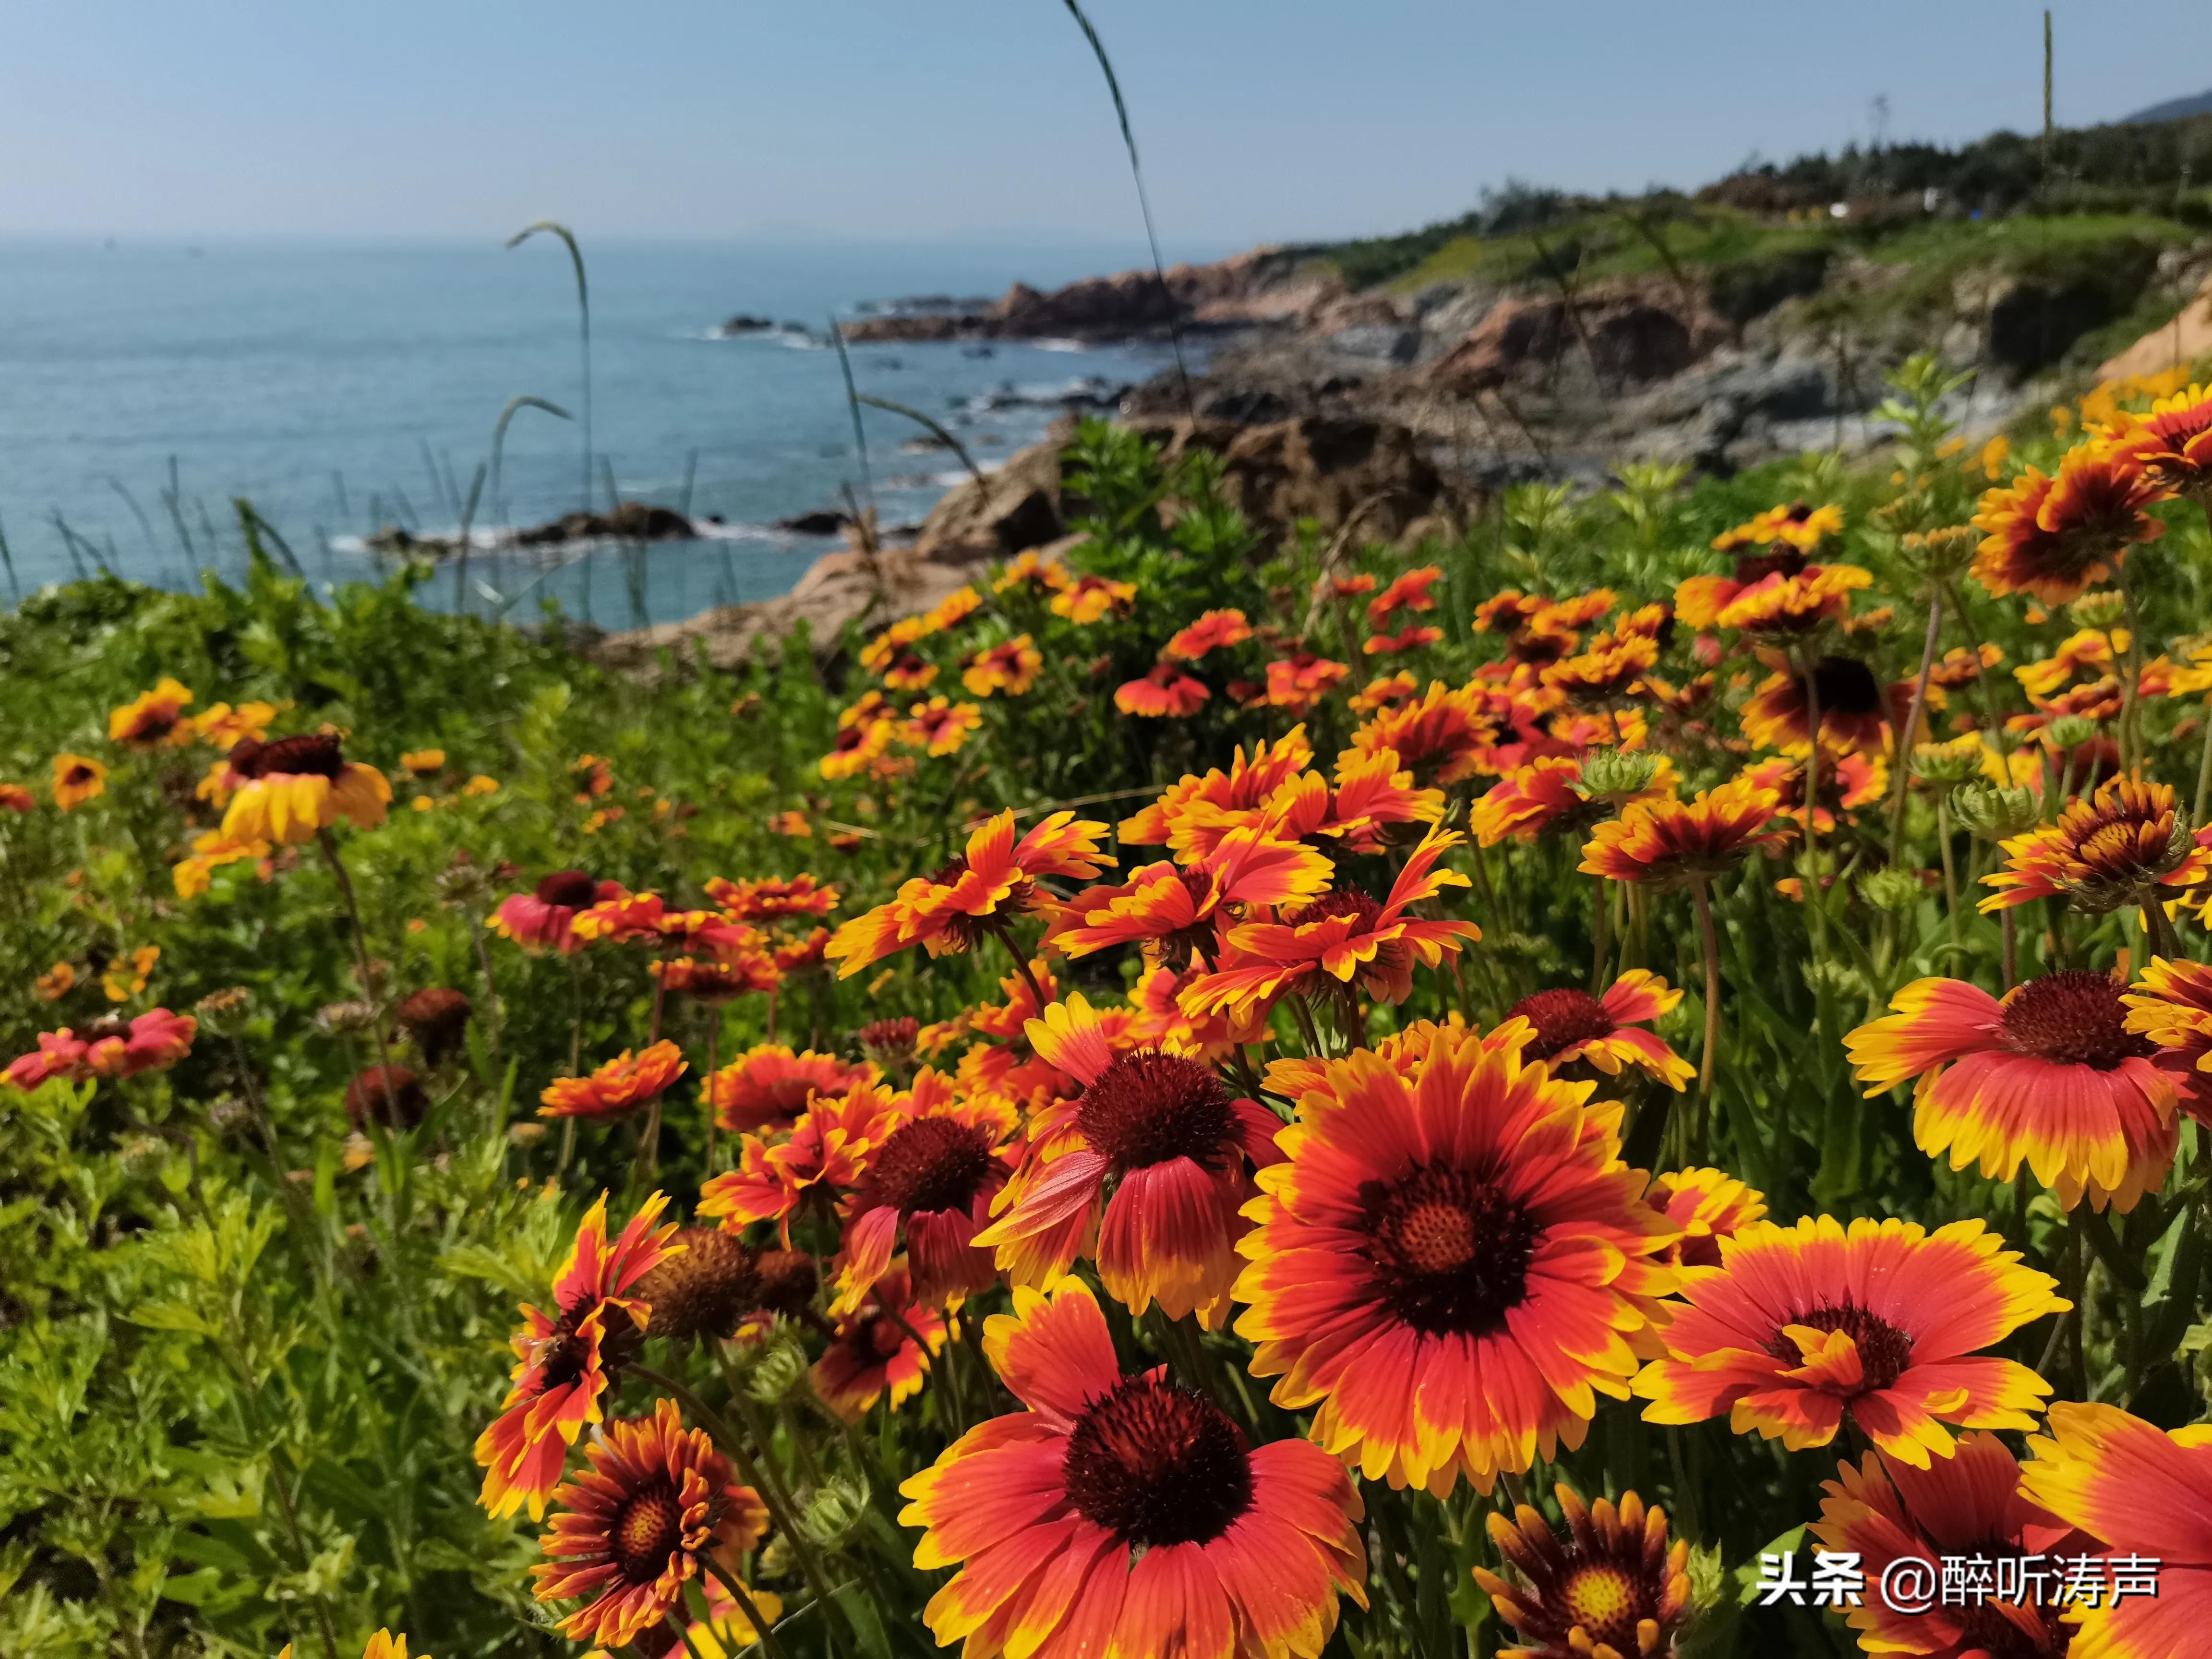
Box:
[1936,797,1961,951]
[1887,583,1945,860]
[2194,695,2212,830]
[992,925,1049,1011]
[703,1554,794,1659]
[1691,878,1722,1164]
[316,829,400,1125]
[1588,871,1610,993]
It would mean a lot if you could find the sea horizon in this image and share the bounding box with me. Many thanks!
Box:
[0,235,1226,624]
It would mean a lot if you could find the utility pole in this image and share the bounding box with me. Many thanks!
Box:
[2042,11,2054,172]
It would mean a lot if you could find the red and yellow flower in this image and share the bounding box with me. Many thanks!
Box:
[1165,607,1252,661]
[108,678,195,747]
[1048,572,1137,624]
[2124,954,2212,1125]
[52,753,108,811]
[1847,972,2178,1211]
[974,994,1283,1327]
[3,1009,197,1090]
[2020,1401,2212,1659]
[1643,1166,1766,1271]
[902,695,982,756]
[1046,828,1334,967]
[530,1397,767,1649]
[833,1080,1020,1312]
[1119,726,1315,861]
[1580,778,1787,888]
[811,1266,948,1420]
[1979,775,2212,915]
[1114,661,1211,717]
[1972,446,2170,604]
[1502,971,1695,1090]
[218,733,390,844]
[475,1191,681,1520]
[899,1278,1365,1659]
[1633,1214,2066,1467]
[1475,1484,1693,1659]
[825,809,1111,977]
[539,1042,689,1121]
[705,1044,874,1134]
[1180,826,1479,1024]
[961,635,1044,698]
[1471,754,1676,846]
[1367,565,1442,627]
[1350,680,1494,786]
[490,870,619,954]
[1236,1022,1677,1494]
[1262,651,1352,715]
[1814,1431,2086,1659]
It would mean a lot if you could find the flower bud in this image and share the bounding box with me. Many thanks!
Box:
[1951,782,2042,841]
[2067,590,2126,629]
[1572,749,1667,802]
[2044,715,2099,752]
[1910,740,1985,787]
[1858,867,1924,914]
[800,1475,871,1548]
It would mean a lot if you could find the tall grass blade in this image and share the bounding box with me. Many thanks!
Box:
[855,394,987,492]
[488,395,573,529]
[0,510,17,604]
[1058,0,1195,420]
[507,221,593,514]
[454,462,487,615]
[828,316,874,509]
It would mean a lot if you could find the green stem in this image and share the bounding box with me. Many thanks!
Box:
[703,1555,793,1659]
[1691,879,1723,1163]
[1937,797,1961,951]
[1887,583,1945,859]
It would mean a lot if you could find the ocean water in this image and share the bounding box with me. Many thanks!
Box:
[0,238,1203,625]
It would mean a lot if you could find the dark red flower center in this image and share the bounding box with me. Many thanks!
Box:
[754,1249,820,1318]
[536,869,598,907]
[1810,656,1882,718]
[919,854,1035,950]
[1288,886,1384,935]
[611,1480,686,1583]
[1360,1163,1540,1336]
[866,1117,997,1216]
[1734,546,1809,584]
[1507,988,1617,1063]
[1765,1301,1914,1393]
[1945,1535,2073,1658]
[232,733,344,780]
[831,724,875,756]
[1061,1376,1253,1547]
[1075,1050,1234,1172]
[1999,972,2152,1070]
[857,1016,919,1058]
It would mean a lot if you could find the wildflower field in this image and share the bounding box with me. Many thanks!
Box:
[13,363,2212,1659]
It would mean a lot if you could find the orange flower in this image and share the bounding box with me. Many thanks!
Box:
[1363,623,1443,656]
[1538,632,1658,699]
[1634,1215,2065,1467]
[530,1398,767,1649]
[1928,642,2004,687]
[859,614,928,673]
[833,1081,1020,1313]
[1366,564,1441,626]
[490,870,617,954]
[1476,1485,1692,1659]
[2112,379,2212,500]
[1048,572,1136,624]
[33,962,74,1002]
[1164,607,1252,661]
[0,783,31,813]
[1471,754,1676,846]
[881,649,939,693]
[2019,1402,2212,1659]
[812,1266,947,1419]
[1712,563,1871,634]
[902,695,981,756]
[218,733,389,844]
[704,873,839,923]
[1739,653,1892,757]
[1114,661,1210,717]
[991,549,1067,594]
[1349,679,1494,787]
[1349,669,1419,713]
[1980,775,2212,914]
[2015,625,2122,698]
[539,1042,689,1121]
[474,1191,681,1520]
[1236,1022,1677,1493]
[1048,829,1333,967]
[922,584,984,632]
[184,700,278,749]
[398,747,445,775]
[1972,446,2170,604]
[1643,1166,1766,1270]
[173,830,269,899]
[1124,962,1268,1060]
[899,1279,1365,1659]
[974,995,1282,1326]
[1849,972,2178,1211]
[1503,970,1695,1090]
[100,944,158,1003]
[698,1079,905,1239]
[961,635,1043,697]
[107,677,195,746]
[650,954,779,1003]
[825,809,1112,977]
[1180,826,1479,1024]
[1119,726,1314,859]
[1262,651,1351,714]
[705,1043,874,1134]
[1814,1431,2088,1659]
[2124,954,2212,1125]
[4,1009,197,1090]
[820,713,893,780]
[1579,777,1787,887]
[51,753,108,811]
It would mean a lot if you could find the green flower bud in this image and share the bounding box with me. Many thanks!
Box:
[1910,743,1986,787]
[2067,590,2126,629]
[1859,867,1924,914]
[743,1327,811,1405]
[1951,782,2042,841]
[800,1474,870,1548]
[2044,715,2099,751]
[1572,749,1667,802]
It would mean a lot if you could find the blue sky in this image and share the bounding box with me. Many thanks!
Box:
[1,1,2202,247]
